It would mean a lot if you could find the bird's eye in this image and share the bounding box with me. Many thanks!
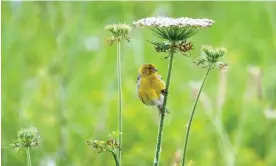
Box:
[148,67,151,70]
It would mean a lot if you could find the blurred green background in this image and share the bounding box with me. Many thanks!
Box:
[2,1,276,166]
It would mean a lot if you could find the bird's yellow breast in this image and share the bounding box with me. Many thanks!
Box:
[137,74,165,105]
[139,75,164,93]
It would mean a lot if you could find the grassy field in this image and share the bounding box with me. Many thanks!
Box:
[2,1,276,166]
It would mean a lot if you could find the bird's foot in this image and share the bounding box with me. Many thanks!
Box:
[161,89,169,95]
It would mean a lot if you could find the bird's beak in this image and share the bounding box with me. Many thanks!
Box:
[154,68,158,72]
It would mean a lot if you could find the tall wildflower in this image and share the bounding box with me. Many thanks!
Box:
[182,46,227,166]
[100,23,130,165]
[133,16,214,166]
[10,127,41,166]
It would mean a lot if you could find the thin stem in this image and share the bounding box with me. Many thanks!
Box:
[58,78,68,165]
[117,41,122,165]
[181,65,212,166]
[26,147,32,166]
[111,151,120,166]
[153,42,176,166]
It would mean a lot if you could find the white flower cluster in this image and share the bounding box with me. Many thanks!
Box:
[133,16,214,28]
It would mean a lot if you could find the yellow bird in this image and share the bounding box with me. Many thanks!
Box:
[136,64,168,114]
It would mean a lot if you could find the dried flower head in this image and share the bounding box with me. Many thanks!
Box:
[133,16,214,41]
[86,131,121,153]
[148,40,194,58]
[10,127,41,155]
[194,45,227,70]
[105,23,131,45]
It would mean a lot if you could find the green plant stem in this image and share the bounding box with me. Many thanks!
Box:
[111,151,120,166]
[153,43,176,166]
[117,41,122,165]
[26,147,32,166]
[181,66,212,166]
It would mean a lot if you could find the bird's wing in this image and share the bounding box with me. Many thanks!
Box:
[157,75,166,88]
[136,74,141,91]
[136,74,146,104]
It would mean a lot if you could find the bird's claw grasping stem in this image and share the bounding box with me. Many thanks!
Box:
[161,89,168,95]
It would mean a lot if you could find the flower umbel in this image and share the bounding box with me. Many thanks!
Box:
[134,16,214,60]
[86,131,121,153]
[133,16,214,41]
[194,45,227,70]
[149,40,194,58]
[133,16,214,28]
[10,127,41,155]
[86,131,122,166]
[105,23,131,45]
